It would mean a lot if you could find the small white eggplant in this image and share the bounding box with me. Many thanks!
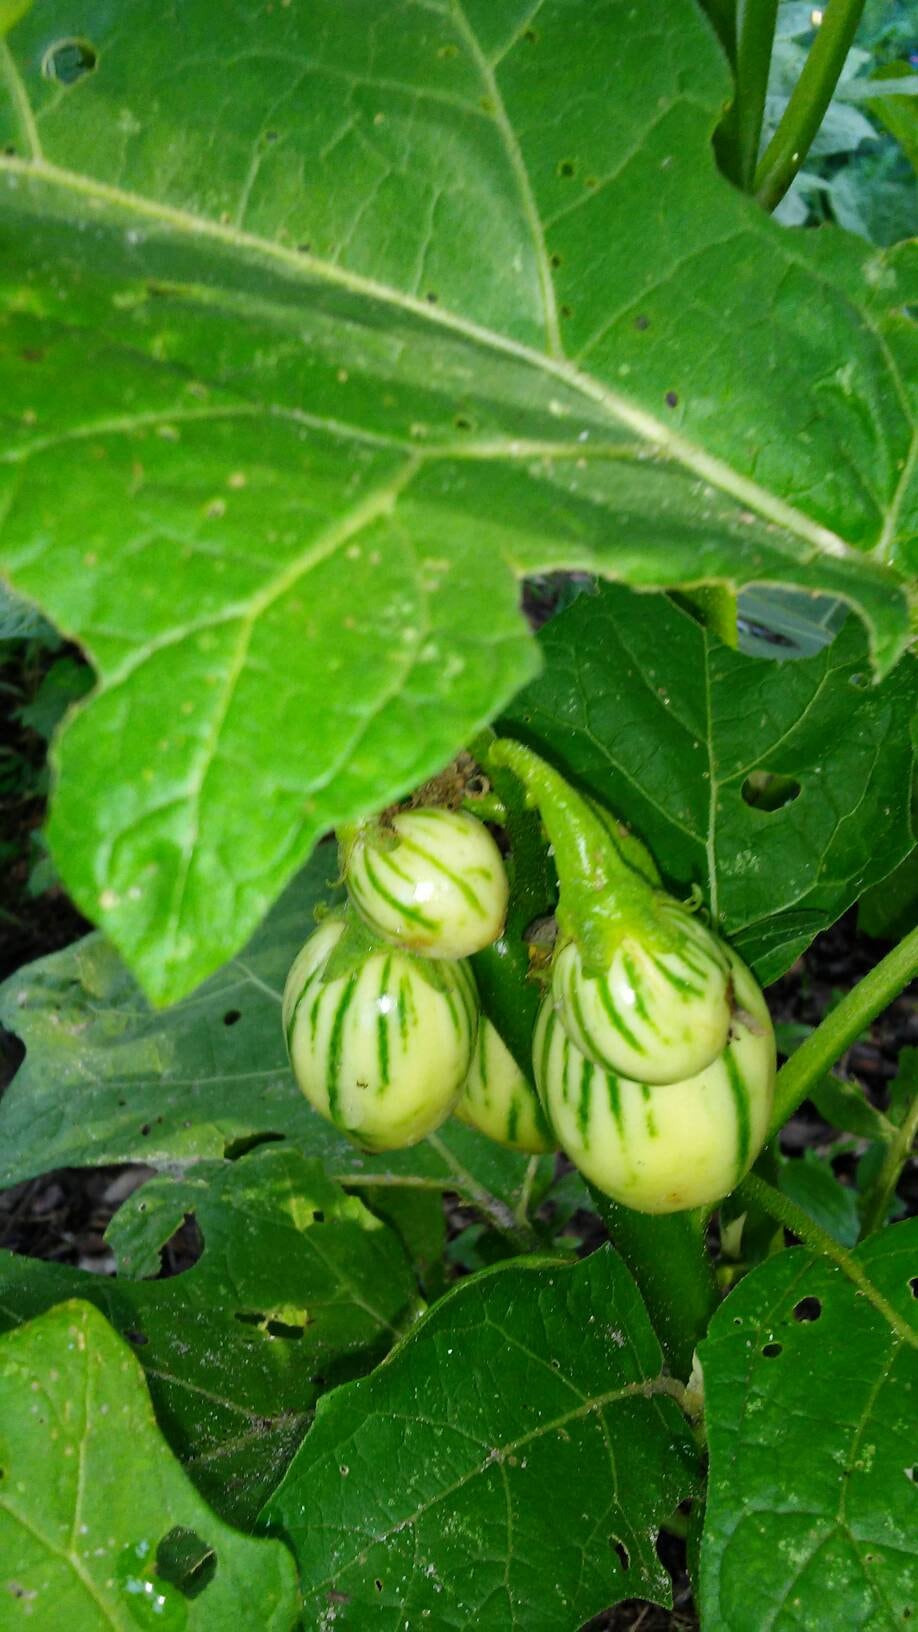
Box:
[455,1018,555,1154]
[283,918,479,1150]
[343,808,509,960]
[533,952,775,1213]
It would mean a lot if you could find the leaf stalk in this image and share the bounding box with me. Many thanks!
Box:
[754,0,867,210]
[768,923,918,1138]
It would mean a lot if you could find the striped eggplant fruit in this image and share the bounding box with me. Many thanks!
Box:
[552,898,732,1085]
[534,951,774,1213]
[454,1018,556,1155]
[283,919,479,1151]
[343,808,509,960]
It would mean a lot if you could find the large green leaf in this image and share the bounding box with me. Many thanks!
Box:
[0,0,912,1004]
[261,1244,699,1628]
[501,585,917,982]
[0,1299,299,1629]
[699,1220,918,1631]
[0,849,551,1236]
[0,1146,420,1527]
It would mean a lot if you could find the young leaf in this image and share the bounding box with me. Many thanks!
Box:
[501,584,917,982]
[0,0,911,1003]
[261,1245,700,1628]
[699,1220,918,1630]
[0,1146,420,1526]
[0,1300,299,1628]
[0,849,550,1233]
[777,1149,861,1248]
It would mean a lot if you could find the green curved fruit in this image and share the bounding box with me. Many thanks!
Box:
[283,919,479,1150]
[552,898,731,1084]
[533,951,775,1213]
[343,808,509,960]
[454,1018,556,1154]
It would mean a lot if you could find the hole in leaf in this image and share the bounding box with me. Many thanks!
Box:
[557,159,576,178]
[124,1328,149,1346]
[793,1297,822,1323]
[266,1318,304,1340]
[909,1278,917,1298]
[235,1310,305,1340]
[665,390,679,408]
[42,38,97,84]
[741,772,802,812]
[374,1579,384,1593]
[762,1342,782,1359]
[155,1528,217,1599]
[223,1131,285,1160]
[157,1211,204,1279]
[223,1009,241,1026]
[313,1209,325,1223]
[610,1539,630,1571]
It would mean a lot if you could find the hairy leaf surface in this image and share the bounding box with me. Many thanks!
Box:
[0,1300,299,1627]
[501,585,917,982]
[262,1245,699,1628]
[0,0,912,1001]
[699,1221,918,1631]
[0,1146,420,1527]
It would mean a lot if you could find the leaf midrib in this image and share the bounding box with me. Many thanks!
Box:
[0,144,860,564]
[304,1366,684,1599]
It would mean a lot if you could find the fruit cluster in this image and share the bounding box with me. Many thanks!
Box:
[283,744,775,1212]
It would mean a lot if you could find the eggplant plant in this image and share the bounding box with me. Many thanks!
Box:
[0,2,915,1630]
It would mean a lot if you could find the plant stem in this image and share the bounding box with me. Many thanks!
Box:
[674,586,739,647]
[858,1084,918,1238]
[715,0,780,190]
[754,0,866,210]
[592,1195,719,1379]
[425,1133,542,1253]
[768,922,918,1139]
[737,1172,917,1349]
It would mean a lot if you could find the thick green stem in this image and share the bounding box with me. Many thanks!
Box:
[592,1195,719,1379]
[488,738,662,969]
[715,0,780,190]
[470,733,557,1083]
[754,0,866,210]
[674,586,739,648]
[738,1172,917,1349]
[858,1086,918,1238]
[490,739,632,901]
[769,923,918,1139]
